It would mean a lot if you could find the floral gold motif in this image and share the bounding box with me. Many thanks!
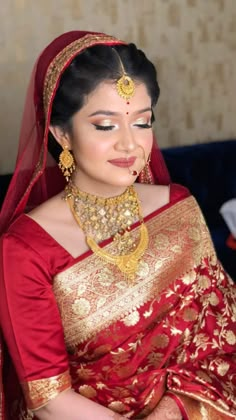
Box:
[225,330,236,345]
[182,307,198,322]
[151,334,170,349]
[216,361,230,376]
[123,310,140,326]
[108,401,126,412]
[72,297,91,318]
[208,292,219,306]
[79,384,97,399]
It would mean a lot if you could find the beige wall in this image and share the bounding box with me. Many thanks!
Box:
[1,0,236,174]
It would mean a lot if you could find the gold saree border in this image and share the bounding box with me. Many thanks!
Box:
[21,370,71,410]
[170,390,236,419]
[53,196,216,350]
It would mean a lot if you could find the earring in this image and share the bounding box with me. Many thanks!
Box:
[58,145,75,182]
[138,154,154,184]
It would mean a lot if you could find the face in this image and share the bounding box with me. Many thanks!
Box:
[60,81,153,196]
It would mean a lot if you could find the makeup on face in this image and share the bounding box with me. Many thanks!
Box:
[108,156,137,168]
[88,108,152,132]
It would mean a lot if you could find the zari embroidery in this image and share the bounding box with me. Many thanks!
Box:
[168,386,236,418]
[53,196,215,349]
[43,34,125,114]
[51,196,236,417]
[200,402,209,419]
[21,370,71,410]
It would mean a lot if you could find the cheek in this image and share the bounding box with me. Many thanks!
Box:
[71,126,110,156]
[73,137,111,163]
[138,131,153,151]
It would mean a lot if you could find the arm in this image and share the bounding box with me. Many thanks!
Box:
[0,233,129,419]
[35,389,127,420]
[146,395,183,420]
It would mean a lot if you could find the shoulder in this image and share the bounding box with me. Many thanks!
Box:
[134,182,190,217]
[26,193,87,258]
[1,194,68,263]
[169,183,190,201]
[27,192,66,223]
[2,216,48,265]
[3,214,39,246]
[1,223,52,284]
[4,193,66,241]
[26,192,77,238]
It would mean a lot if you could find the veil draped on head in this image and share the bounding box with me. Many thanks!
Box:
[0,30,170,235]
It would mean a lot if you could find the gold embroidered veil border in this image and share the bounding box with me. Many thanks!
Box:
[43,34,125,115]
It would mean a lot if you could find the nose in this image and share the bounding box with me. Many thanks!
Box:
[115,125,137,152]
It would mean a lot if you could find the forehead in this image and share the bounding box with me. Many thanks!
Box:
[81,80,151,113]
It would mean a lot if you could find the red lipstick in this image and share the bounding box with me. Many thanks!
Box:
[108,157,137,168]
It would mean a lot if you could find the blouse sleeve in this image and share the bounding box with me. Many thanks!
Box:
[0,232,71,410]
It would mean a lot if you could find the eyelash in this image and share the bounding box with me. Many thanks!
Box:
[134,123,152,129]
[93,124,115,131]
[93,123,152,131]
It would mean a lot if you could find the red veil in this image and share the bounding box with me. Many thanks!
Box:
[0,31,170,418]
[0,30,170,236]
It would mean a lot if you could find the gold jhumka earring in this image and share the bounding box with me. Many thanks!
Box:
[59,145,76,182]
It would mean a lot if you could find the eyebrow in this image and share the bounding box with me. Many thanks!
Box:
[88,107,152,117]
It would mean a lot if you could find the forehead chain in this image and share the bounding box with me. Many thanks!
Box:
[112,48,135,101]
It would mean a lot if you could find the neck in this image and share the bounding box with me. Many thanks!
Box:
[71,173,132,198]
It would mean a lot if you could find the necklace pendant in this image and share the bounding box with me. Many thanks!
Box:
[65,183,149,283]
[117,254,140,280]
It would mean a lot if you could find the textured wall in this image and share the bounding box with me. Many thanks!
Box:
[1,0,236,173]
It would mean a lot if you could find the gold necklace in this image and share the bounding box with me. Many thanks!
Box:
[64,183,149,281]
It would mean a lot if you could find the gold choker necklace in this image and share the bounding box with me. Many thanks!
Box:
[64,183,149,281]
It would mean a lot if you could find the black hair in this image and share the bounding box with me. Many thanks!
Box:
[48,43,160,160]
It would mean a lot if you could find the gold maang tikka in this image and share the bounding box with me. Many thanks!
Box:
[113,48,135,100]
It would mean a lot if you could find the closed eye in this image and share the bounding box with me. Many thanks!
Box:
[134,123,152,129]
[93,124,115,131]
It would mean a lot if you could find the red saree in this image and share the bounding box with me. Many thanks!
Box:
[0,30,171,419]
[1,185,236,419]
[0,30,235,419]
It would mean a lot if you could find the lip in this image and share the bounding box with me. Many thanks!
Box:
[108,157,137,168]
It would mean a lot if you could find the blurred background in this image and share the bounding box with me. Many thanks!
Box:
[1,0,236,174]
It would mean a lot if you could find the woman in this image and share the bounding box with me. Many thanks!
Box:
[0,30,236,420]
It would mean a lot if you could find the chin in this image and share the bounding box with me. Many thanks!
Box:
[109,174,138,188]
